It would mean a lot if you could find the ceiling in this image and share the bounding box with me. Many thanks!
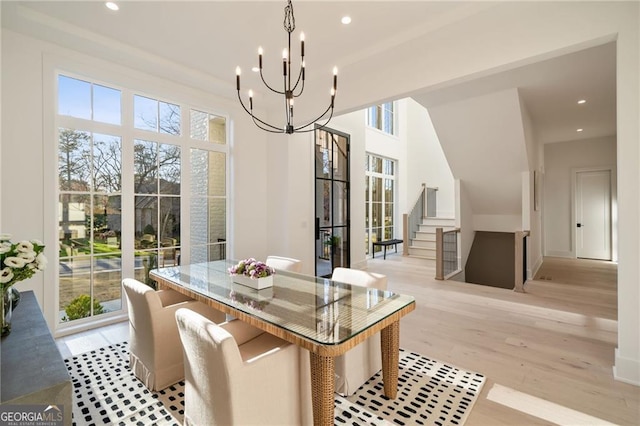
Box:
[1,1,616,144]
[413,42,616,144]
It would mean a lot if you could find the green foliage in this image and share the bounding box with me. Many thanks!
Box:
[143,224,156,236]
[142,253,158,289]
[325,236,341,247]
[62,294,104,321]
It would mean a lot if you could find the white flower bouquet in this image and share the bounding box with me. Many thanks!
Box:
[0,234,48,289]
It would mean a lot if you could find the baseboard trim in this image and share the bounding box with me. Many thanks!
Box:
[530,256,543,279]
[55,313,128,339]
[614,348,640,386]
[544,250,573,258]
[444,269,463,280]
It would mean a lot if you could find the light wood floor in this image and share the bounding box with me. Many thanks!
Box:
[56,255,639,425]
[366,255,638,426]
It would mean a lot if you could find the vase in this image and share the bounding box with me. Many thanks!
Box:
[1,286,19,337]
[6,286,20,310]
[232,274,274,290]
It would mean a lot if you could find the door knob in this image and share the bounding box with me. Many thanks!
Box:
[577,223,582,228]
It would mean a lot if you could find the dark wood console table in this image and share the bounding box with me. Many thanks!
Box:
[1,290,72,425]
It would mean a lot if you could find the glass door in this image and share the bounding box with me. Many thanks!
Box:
[314,127,350,277]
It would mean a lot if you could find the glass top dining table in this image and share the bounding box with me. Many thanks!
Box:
[150,260,416,426]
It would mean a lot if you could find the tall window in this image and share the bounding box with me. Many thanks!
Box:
[365,154,396,256]
[132,94,183,284]
[58,75,124,323]
[133,138,181,281]
[57,74,228,327]
[190,110,228,263]
[367,102,395,135]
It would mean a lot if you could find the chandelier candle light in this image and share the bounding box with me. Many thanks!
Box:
[236,0,337,134]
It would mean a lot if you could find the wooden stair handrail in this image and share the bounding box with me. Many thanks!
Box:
[402,184,427,257]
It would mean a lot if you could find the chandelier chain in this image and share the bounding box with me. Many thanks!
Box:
[284,0,295,33]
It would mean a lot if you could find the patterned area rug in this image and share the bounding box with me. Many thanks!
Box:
[64,342,485,426]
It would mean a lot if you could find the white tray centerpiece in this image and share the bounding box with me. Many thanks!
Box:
[228,258,276,290]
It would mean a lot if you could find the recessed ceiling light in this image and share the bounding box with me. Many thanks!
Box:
[105,2,119,11]
[341,16,352,25]
[577,128,584,132]
[577,99,586,104]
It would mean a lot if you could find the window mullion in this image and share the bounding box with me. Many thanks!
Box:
[120,88,136,287]
[181,146,191,264]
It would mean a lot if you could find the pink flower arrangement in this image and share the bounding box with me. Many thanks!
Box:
[228,258,275,279]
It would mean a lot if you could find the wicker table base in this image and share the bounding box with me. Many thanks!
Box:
[310,352,335,426]
[309,321,401,426]
[381,321,400,399]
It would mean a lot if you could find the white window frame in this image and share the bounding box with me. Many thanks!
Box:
[365,153,397,257]
[366,101,396,136]
[44,56,230,336]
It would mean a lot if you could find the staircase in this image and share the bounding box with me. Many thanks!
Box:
[408,217,456,262]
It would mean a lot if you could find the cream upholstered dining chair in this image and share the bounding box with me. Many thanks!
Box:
[330,267,388,396]
[122,278,225,391]
[176,308,307,426]
[266,255,303,273]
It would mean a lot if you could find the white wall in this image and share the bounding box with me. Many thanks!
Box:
[264,130,318,275]
[614,10,640,385]
[406,99,455,218]
[519,95,543,277]
[427,88,528,231]
[452,179,474,283]
[543,136,617,260]
[1,31,47,313]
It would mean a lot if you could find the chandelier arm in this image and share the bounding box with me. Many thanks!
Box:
[252,116,286,133]
[259,69,286,95]
[287,31,292,95]
[293,103,334,132]
[237,91,285,132]
[292,68,305,95]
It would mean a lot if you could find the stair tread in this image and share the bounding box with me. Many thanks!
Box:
[417,226,457,229]
[408,254,436,260]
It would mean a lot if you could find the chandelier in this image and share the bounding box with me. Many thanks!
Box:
[235,0,337,134]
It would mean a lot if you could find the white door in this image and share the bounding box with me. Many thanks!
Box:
[576,170,611,260]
